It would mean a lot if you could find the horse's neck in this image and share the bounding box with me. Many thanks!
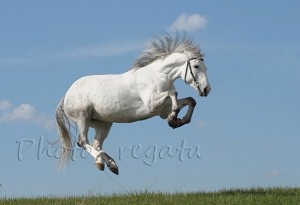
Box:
[147,53,186,81]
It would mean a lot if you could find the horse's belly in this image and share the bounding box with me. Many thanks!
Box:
[92,104,155,123]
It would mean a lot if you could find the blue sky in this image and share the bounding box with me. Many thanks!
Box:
[0,0,300,197]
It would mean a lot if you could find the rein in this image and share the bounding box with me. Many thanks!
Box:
[184,58,200,90]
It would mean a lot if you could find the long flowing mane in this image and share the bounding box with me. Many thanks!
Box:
[132,34,203,69]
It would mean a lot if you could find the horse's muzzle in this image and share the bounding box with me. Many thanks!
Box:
[200,87,210,97]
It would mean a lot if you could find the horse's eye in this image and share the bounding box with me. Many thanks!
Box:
[200,58,204,61]
[194,65,199,69]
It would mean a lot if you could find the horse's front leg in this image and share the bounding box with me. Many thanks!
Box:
[167,90,180,121]
[178,97,197,124]
[168,96,196,129]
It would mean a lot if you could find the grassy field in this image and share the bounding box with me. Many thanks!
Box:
[1,187,300,205]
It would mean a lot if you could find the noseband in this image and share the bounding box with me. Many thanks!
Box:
[184,58,201,90]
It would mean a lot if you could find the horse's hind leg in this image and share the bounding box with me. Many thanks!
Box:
[76,116,91,148]
[90,121,119,175]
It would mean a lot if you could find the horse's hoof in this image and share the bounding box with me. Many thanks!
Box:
[100,152,119,175]
[95,162,105,171]
[109,164,119,175]
[168,117,186,129]
[168,118,179,129]
[107,160,119,175]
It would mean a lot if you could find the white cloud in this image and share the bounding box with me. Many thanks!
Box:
[168,14,208,32]
[0,100,54,130]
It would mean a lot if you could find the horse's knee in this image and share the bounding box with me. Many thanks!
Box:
[187,97,196,107]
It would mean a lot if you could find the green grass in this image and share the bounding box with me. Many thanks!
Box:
[1,187,300,205]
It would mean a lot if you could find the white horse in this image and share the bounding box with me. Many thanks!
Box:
[56,34,211,175]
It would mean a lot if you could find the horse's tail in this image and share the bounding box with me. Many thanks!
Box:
[55,97,72,169]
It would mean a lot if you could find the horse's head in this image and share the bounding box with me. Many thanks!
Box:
[132,33,211,97]
[183,57,211,97]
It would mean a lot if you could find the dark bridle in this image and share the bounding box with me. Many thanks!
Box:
[184,58,201,91]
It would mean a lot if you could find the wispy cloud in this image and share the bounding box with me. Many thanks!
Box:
[168,14,208,32]
[264,170,282,178]
[196,120,207,128]
[0,100,54,130]
[0,40,143,66]
[51,41,142,60]
[0,100,12,110]
[0,57,33,66]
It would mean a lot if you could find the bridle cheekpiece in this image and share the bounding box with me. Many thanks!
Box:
[184,58,201,91]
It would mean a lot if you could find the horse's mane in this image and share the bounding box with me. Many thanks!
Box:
[132,33,203,70]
